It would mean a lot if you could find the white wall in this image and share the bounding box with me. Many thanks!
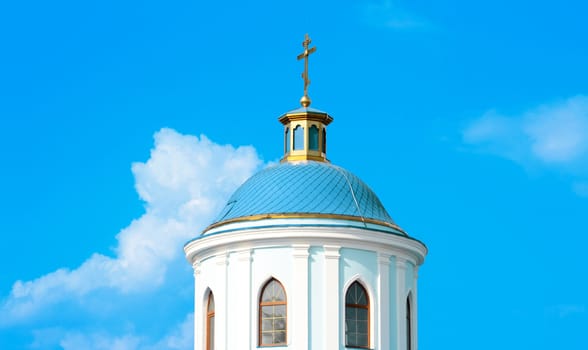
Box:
[185,224,426,350]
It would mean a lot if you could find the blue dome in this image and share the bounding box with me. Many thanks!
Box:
[206,161,401,232]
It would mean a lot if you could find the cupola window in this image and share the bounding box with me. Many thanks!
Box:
[293,125,304,150]
[259,278,287,346]
[285,127,290,153]
[345,281,369,348]
[309,125,319,151]
[322,128,327,153]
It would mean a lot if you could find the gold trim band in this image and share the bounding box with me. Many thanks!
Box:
[203,213,406,235]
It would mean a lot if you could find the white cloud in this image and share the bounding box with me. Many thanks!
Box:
[147,313,194,350]
[361,0,429,29]
[464,96,588,166]
[524,97,588,164]
[60,332,142,350]
[0,128,262,332]
[45,312,195,350]
[463,110,528,162]
[463,95,588,192]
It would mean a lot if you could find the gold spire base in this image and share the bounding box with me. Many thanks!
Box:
[300,95,311,108]
[281,152,329,163]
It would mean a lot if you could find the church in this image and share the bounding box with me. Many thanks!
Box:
[184,35,427,350]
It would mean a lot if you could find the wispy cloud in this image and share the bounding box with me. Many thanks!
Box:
[30,312,194,350]
[572,182,588,197]
[463,95,588,193]
[59,332,142,350]
[360,0,430,30]
[147,313,194,350]
[1,129,263,347]
[545,304,586,318]
[463,110,527,162]
[54,313,194,350]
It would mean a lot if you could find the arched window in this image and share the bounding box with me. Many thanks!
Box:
[206,292,215,350]
[285,127,290,154]
[406,296,412,350]
[259,278,287,346]
[293,125,304,150]
[322,128,327,153]
[309,125,319,150]
[345,281,369,348]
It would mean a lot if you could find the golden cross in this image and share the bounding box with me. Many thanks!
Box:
[297,34,316,107]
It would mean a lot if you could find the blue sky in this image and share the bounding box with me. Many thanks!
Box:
[1,0,587,348]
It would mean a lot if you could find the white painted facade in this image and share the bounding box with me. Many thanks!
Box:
[184,219,427,350]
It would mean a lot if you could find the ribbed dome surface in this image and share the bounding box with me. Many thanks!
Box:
[210,161,396,228]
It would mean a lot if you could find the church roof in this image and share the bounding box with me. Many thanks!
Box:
[204,161,404,234]
[199,35,410,238]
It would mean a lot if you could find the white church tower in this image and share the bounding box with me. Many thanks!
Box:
[184,34,427,350]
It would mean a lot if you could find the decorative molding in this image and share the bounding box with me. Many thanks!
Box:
[323,245,341,259]
[193,261,201,276]
[216,252,229,266]
[378,252,392,265]
[236,249,252,262]
[292,244,310,258]
[185,225,426,267]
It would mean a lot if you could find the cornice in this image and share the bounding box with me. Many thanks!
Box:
[185,225,427,267]
[278,110,333,125]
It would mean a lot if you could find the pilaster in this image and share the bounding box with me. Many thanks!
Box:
[378,253,392,350]
[228,249,251,350]
[293,244,310,350]
[412,265,419,350]
[396,257,407,350]
[323,245,340,350]
[193,261,202,350]
[216,253,229,350]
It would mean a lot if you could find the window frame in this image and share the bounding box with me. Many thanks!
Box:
[293,125,304,151]
[258,278,288,347]
[206,292,215,350]
[406,295,412,350]
[309,124,319,151]
[344,281,370,349]
[284,127,290,154]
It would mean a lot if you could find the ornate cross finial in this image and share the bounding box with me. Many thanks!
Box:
[296,34,316,107]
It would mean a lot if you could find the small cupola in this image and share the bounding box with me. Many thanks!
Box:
[279,108,333,162]
[279,34,333,163]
